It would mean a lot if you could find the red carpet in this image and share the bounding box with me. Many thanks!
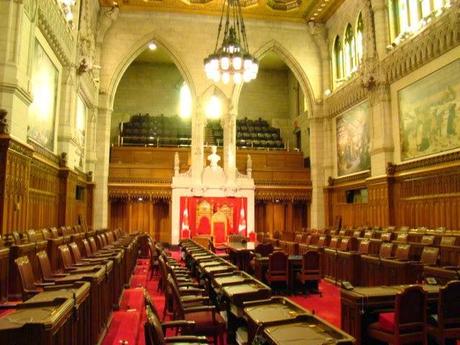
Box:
[102,310,141,345]
[289,281,341,327]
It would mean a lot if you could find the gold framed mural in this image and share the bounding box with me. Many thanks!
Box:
[336,101,371,176]
[28,40,59,151]
[398,60,460,161]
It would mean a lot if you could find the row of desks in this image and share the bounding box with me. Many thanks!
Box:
[182,239,354,345]
[0,232,141,345]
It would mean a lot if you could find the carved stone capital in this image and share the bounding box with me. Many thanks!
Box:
[386,162,396,175]
[0,109,9,134]
[59,152,68,167]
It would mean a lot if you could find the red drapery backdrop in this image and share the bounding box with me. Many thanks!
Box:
[180,196,248,241]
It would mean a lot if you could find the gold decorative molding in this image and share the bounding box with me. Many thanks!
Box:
[267,0,302,11]
[108,186,172,200]
[100,0,345,23]
[255,185,312,201]
[393,151,460,173]
[328,171,371,186]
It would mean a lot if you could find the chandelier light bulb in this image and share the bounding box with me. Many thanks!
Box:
[212,73,221,82]
[232,56,242,70]
[220,56,230,70]
[243,71,252,82]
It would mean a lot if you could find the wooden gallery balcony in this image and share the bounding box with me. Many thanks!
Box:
[108,147,312,239]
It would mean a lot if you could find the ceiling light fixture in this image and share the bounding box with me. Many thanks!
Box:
[204,0,258,84]
[148,42,157,50]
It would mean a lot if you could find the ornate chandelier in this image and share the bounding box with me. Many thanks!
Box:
[204,0,258,84]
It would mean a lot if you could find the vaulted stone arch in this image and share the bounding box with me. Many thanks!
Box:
[231,39,316,118]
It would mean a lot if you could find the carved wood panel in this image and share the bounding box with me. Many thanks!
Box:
[325,163,460,229]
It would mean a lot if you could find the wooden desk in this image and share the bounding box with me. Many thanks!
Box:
[221,278,271,343]
[0,298,74,345]
[341,284,440,345]
[263,314,354,345]
[23,282,91,345]
[53,265,108,345]
[336,251,360,286]
[244,297,309,344]
[254,255,302,291]
[424,265,460,285]
[226,241,256,272]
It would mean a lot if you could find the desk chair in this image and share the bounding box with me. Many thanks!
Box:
[428,280,460,345]
[145,305,208,345]
[296,251,321,295]
[168,275,225,345]
[368,285,428,345]
[265,251,288,292]
[420,247,439,266]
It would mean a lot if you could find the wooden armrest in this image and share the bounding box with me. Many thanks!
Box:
[181,296,209,304]
[52,273,69,277]
[177,281,199,287]
[183,305,216,313]
[43,283,78,291]
[164,336,208,343]
[34,281,55,287]
[161,320,195,331]
[179,286,204,293]
[442,266,460,270]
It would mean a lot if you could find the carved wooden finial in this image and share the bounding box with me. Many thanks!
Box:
[386,162,396,175]
[0,109,8,134]
[59,152,68,167]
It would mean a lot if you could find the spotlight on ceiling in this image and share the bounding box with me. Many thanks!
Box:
[148,42,157,51]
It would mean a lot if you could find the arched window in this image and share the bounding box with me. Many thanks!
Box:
[390,0,448,40]
[344,24,355,76]
[355,13,364,65]
[333,36,343,81]
[179,82,192,118]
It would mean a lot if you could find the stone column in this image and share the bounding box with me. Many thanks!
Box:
[93,93,112,229]
[222,109,237,186]
[57,67,78,167]
[0,0,34,141]
[369,83,394,175]
[370,0,389,59]
[191,102,205,190]
[309,105,326,229]
[85,106,97,174]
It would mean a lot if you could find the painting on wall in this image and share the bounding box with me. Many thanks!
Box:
[336,101,370,176]
[399,60,460,161]
[28,40,59,151]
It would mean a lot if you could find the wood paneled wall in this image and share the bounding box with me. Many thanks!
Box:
[109,199,170,242]
[0,134,94,235]
[324,160,460,229]
[254,200,309,234]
